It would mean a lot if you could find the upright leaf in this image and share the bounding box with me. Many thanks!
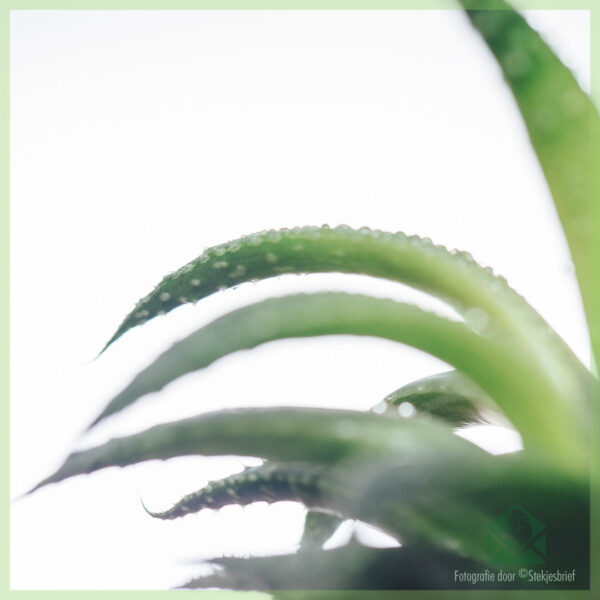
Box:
[460,0,600,363]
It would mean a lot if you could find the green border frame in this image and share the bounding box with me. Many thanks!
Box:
[4,0,599,597]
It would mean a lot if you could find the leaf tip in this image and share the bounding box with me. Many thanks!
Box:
[97,332,121,358]
[85,406,114,432]
[139,495,163,519]
[22,473,57,497]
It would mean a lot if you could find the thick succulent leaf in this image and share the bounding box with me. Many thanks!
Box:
[102,226,584,388]
[143,463,331,520]
[460,0,600,362]
[91,292,583,464]
[31,406,472,493]
[332,451,589,572]
[179,541,492,590]
[94,293,514,425]
[182,450,589,589]
[31,407,588,578]
[299,511,342,552]
[378,370,508,427]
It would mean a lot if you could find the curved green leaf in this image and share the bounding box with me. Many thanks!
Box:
[379,370,508,427]
[460,0,600,363]
[31,406,588,574]
[177,453,588,589]
[102,226,585,391]
[91,292,583,464]
[143,463,329,520]
[333,451,588,572]
[29,406,480,494]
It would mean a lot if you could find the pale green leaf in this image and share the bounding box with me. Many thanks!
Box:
[460,0,600,363]
[91,293,583,464]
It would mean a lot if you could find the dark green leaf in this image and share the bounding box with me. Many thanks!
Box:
[143,463,330,520]
[379,370,507,427]
[332,452,588,570]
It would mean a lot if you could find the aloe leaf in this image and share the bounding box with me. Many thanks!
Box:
[459,0,600,361]
[299,511,342,552]
[91,292,583,465]
[333,451,588,572]
[378,370,508,427]
[180,454,588,589]
[31,406,469,493]
[31,406,588,575]
[101,226,585,389]
[179,541,491,590]
[143,463,330,520]
[95,293,514,425]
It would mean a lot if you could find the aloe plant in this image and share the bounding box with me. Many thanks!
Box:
[28,0,598,592]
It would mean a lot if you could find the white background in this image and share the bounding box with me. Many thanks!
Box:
[10,8,591,589]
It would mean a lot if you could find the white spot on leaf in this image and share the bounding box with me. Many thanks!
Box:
[397,402,416,418]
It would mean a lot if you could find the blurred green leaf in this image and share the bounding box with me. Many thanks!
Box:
[176,452,588,589]
[460,0,600,365]
[32,406,472,493]
[380,370,508,427]
[180,541,492,590]
[31,403,587,574]
[331,451,588,570]
[91,292,584,464]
